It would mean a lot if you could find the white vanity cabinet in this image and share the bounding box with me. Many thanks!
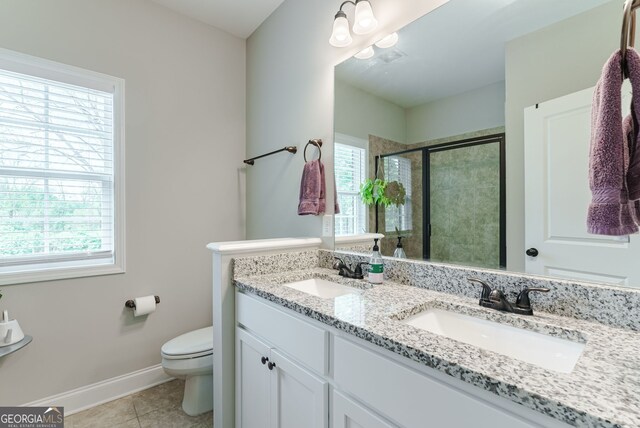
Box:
[332,336,542,428]
[236,293,329,428]
[236,291,570,428]
[236,328,328,428]
[236,329,271,428]
[332,390,396,428]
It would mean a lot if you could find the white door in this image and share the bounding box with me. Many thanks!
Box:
[524,85,639,287]
[236,329,272,428]
[332,389,396,428]
[269,349,328,428]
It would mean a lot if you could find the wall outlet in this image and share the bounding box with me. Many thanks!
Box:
[322,215,333,237]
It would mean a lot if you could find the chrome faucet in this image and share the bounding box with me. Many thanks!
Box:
[468,278,549,316]
[333,257,369,280]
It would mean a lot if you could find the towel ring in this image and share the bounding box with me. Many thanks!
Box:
[304,139,323,162]
[621,0,640,77]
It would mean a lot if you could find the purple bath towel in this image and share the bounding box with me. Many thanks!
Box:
[298,159,340,216]
[588,49,639,235]
[624,49,640,224]
[318,160,326,214]
[298,160,322,215]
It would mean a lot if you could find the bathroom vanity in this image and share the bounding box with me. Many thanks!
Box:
[236,292,569,428]
[231,250,640,428]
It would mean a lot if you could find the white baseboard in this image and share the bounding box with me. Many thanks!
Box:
[22,364,173,415]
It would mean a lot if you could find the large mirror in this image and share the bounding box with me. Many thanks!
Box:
[333,0,640,289]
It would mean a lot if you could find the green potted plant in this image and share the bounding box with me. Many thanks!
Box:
[384,180,406,206]
[359,178,406,207]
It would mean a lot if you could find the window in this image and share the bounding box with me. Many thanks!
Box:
[335,142,367,236]
[0,49,124,285]
[384,156,412,232]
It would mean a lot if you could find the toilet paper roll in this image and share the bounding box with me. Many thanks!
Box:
[133,295,157,317]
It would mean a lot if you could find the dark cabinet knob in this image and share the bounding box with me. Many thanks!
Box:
[261,356,269,365]
[267,362,276,370]
[526,248,539,257]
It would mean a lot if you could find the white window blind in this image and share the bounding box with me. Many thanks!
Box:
[384,156,412,232]
[0,50,124,283]
[335,143,367,236]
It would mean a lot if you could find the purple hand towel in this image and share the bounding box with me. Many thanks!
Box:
[318,160,326,214]
[624,49,640,223]
[588,49,638,235]
[298,159,341,216]
[298,160,322,215]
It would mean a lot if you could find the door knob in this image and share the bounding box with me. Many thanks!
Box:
[268,362,276,370]
[526,248,539,257]
[261,356,269,365]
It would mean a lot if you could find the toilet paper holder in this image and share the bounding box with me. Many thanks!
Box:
[125,296,160,309]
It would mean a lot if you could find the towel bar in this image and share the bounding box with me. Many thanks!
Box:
[243,146,297,165]
[621,0,640,77]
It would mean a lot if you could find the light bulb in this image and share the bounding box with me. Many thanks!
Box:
[329,11,353,47]
[354,46,375,59]
[353,0,378,35]
[375,32,399,49]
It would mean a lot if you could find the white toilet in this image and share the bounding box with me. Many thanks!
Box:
[161,326,213,416]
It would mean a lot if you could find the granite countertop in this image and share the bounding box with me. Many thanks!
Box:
[234,267,640,428]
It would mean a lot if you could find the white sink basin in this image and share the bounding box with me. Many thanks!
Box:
[283,278,360,299]
[402,308,585,373]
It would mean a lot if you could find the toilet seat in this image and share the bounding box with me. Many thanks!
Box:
[161,326,213,360]
[162,349,212,360]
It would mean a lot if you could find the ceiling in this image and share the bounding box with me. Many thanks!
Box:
[149,0,286,38]
[335,0,611,108]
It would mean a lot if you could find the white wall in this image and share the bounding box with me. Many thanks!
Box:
[245,0,449,240]
[0,0,245,404]
[505,1,619,271]
[335,79,406,144]
[335,78,505,149]
[406,81,505,144]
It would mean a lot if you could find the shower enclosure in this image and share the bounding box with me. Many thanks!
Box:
[375,134,506,269]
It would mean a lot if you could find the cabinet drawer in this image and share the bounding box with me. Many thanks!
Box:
[333,336,537,428]
[237,292,328,375]
[333,389,397,428]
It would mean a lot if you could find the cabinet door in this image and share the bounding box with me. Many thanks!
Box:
[270,349,328,428]
[333,336,540,428]
[332,390,396,428]
[237,329,272,428]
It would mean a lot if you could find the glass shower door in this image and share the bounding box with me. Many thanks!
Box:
[428,141,502,268]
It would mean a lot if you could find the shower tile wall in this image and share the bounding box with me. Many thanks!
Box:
[367,127,503,268]
[368,135,407,257]
[429,142,501,268]
[408,127,505,151]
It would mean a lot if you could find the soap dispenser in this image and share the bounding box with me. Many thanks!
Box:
[393,236,406,259]
[368,238,384,284]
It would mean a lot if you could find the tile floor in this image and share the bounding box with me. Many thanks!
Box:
[65,379,213,428]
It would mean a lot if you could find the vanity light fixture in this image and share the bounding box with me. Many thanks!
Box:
[329,10,353,47]
[375,32,399,48]
[329,0,378,47]
[352,0,378,34]
[354,46,375,59]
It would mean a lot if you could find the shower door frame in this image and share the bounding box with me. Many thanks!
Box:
[375,133,506,268]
